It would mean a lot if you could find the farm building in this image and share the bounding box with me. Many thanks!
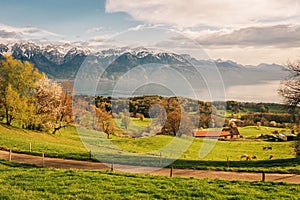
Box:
[194,127,241,139]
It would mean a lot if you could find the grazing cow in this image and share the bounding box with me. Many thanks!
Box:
[246,155,251,161]
[252,155,257,160]
[269,155,274,159]
[263,147,273,150]
[241,154,248,159]
[241,154,252,161]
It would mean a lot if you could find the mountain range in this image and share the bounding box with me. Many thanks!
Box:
[0,42,288,80]
[0,42,290,102]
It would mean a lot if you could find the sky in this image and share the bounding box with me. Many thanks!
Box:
[1,0,300,65]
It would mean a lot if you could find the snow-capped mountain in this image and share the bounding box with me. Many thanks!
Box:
[11,42,42,60]
[0,44,8,54]
[0,42,289,84]
[43,44,70,65]
[0,42,193,78]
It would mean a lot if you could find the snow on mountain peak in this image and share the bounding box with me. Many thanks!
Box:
[11,42,41,59]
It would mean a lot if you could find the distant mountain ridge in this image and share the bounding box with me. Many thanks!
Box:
[0,42,192,79]
[0,42,288,82]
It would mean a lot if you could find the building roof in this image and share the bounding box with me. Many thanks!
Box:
[194,131,231,137]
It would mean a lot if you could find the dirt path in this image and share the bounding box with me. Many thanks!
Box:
[0,150,299,184]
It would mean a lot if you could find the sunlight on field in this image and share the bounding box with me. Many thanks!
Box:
[0,160,299,199]
[0,124,298,173]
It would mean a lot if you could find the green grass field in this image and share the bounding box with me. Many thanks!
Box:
[239,126,290,137]
[0,160,299,200]
[109,134,299,173]
[0,123,299,173]
[112,135,295,161]
[0,124,90,160]
[113,117,152,134]
[224,110,248,118]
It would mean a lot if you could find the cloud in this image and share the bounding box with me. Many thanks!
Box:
[195,24,300,48]
[153,24,300,49]
[205,46,300,65]
[128,24,147,31]
[106,0,300,28]
[127,24,167,31]
[86,26,106,34]
[89,37,108,43]
[0,23,62,41]
[0,30,18,38]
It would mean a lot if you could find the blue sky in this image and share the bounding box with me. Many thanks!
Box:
[1,0,300,65]
[0,0,139,40]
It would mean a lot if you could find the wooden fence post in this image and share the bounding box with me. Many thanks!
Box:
[9,150,12,161]
[170,166,173,177]
[42,153,45,167]
[29,142,32,152]
[160,151,162,165]
[227,157,229,168]
[111,160,114,171]
[262,172,265,182]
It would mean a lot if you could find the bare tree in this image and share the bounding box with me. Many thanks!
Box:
[279,60,300,157]
[279,61,300,108]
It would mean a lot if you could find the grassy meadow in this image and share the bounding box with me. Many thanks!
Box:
[0,160,299,200]
[238,126,290,137]
[0,123,299,173]
[0,124,89,160]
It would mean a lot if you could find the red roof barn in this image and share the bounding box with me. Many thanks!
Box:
[194,127,240,139]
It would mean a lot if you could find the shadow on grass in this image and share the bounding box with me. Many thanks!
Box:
[1,147,299,174]
[173,157,300,173]
[0,159,39,168]
[63,151,300,174]
[44,152,92,161]
[0,148,92,161]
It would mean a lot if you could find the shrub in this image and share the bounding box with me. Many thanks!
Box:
[269,121,277,127]
[136,113,145,121]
